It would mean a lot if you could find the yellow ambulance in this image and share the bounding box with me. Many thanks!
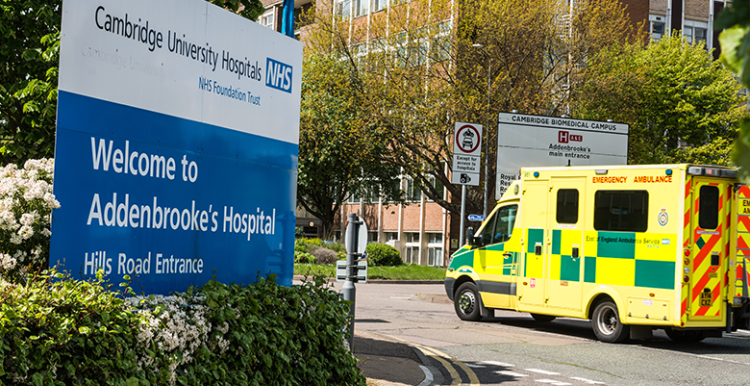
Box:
[445,164,750,342]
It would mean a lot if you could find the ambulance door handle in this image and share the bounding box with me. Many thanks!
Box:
[572,246,579,258]
[535,242,542,256]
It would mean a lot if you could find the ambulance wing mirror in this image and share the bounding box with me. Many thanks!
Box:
[466,226,481,247]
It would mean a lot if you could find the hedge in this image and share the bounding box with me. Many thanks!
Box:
[0,271,365,386]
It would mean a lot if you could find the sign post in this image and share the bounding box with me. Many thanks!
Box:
[342,213,367,351]
[52,0,303,294]
[452,122,482,246]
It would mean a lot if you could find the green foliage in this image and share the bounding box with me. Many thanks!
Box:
[0,270,143,385]
[207,0,265,22]
[183,277,366,386]
[0,0,61,164]
[293,263,446,280]
[0,272,365,386]
[367,264,446,280]
[365,243,403,267]
[575,34,745,165]
[294,251,316,264]
[298,54,402,239]
[717,0,750,181]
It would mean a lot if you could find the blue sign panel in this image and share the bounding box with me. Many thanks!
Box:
[53,0,302,293]
[468,215,484,222]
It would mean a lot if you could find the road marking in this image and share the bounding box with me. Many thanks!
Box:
[415,347,461,386]
[497,370,528,377]
[535,379,572,385]
[420,345,480,386]
[527,369,561,375]
[696,355,723,361]
[570,376,606,384]
[465,363,486,368]
[482,360,515,367]
[417,365,433,386]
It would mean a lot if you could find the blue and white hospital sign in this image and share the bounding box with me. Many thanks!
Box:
[52,0,302,294]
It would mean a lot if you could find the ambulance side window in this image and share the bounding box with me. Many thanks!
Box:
[480,213,498,246]
[556,189,579,224]
[699,185,719,229]
[594,190,649,232]
[485,205,518,245]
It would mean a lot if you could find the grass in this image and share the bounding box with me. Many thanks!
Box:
[293,263,446,281]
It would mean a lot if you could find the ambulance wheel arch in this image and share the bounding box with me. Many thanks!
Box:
[586,289,629,342]
[454,282,483,321]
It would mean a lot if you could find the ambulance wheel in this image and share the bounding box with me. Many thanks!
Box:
[591,301,629,343]
[665,328,705,342]
[531,313,556,322]
[454,282,482,321]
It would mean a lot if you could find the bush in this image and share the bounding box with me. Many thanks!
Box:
[0,159,59,283]
[295,250,316,264]
[0,271,366,386]
[311,248,338,265]
[366,243,403,266]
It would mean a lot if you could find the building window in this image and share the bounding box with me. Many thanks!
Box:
[683,20,709,48]
[405,177,421,202]
[347,188,360,204]
[649,14,665,42]
[260,12,274,29]
[593,190,649,232]
[694,28,707,45]
[355,0,369,17]
[427,233,443,266]
[372,0,387,12]
[385,232,398,241]
[367,231,379,244]
[336,0,351,20]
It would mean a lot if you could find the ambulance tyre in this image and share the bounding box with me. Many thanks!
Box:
[665,328,705,343]
[454,282,482,321]
[591,301,630,343]
[530,313,556,322]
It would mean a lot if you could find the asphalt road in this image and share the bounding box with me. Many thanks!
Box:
[340,281,750,386]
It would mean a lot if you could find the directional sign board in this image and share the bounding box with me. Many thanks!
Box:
[336,260,368,283]
[52,0,302,294]
[495,113,628,198]
[451,122,483,186]
[468,214,484,222]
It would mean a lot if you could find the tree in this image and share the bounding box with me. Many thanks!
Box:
[0,0,264,165]
[302,0,639,216]
[573,34,746,165]
[298,54,402,238]
[0,0,61,164]
[717,0,750,180]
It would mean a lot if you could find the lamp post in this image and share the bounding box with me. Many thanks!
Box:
[472,43,492,219]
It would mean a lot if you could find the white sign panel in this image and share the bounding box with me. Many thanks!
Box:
[495,113,628,198]
[452,122,483,186]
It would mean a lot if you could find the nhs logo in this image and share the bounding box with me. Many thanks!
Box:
[265,58,293,93]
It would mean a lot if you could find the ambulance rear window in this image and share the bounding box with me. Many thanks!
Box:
[594,190,649,232]
[556,189,579,224]
[699,185,719,230]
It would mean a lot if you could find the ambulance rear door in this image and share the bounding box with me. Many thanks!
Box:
[686,173,732,322]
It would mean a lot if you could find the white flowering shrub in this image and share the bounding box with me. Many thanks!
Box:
[0,158,59,282]
[127,293,231,386]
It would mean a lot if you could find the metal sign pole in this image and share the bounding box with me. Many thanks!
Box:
[342,213,360,351]
[459,185,466,246]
